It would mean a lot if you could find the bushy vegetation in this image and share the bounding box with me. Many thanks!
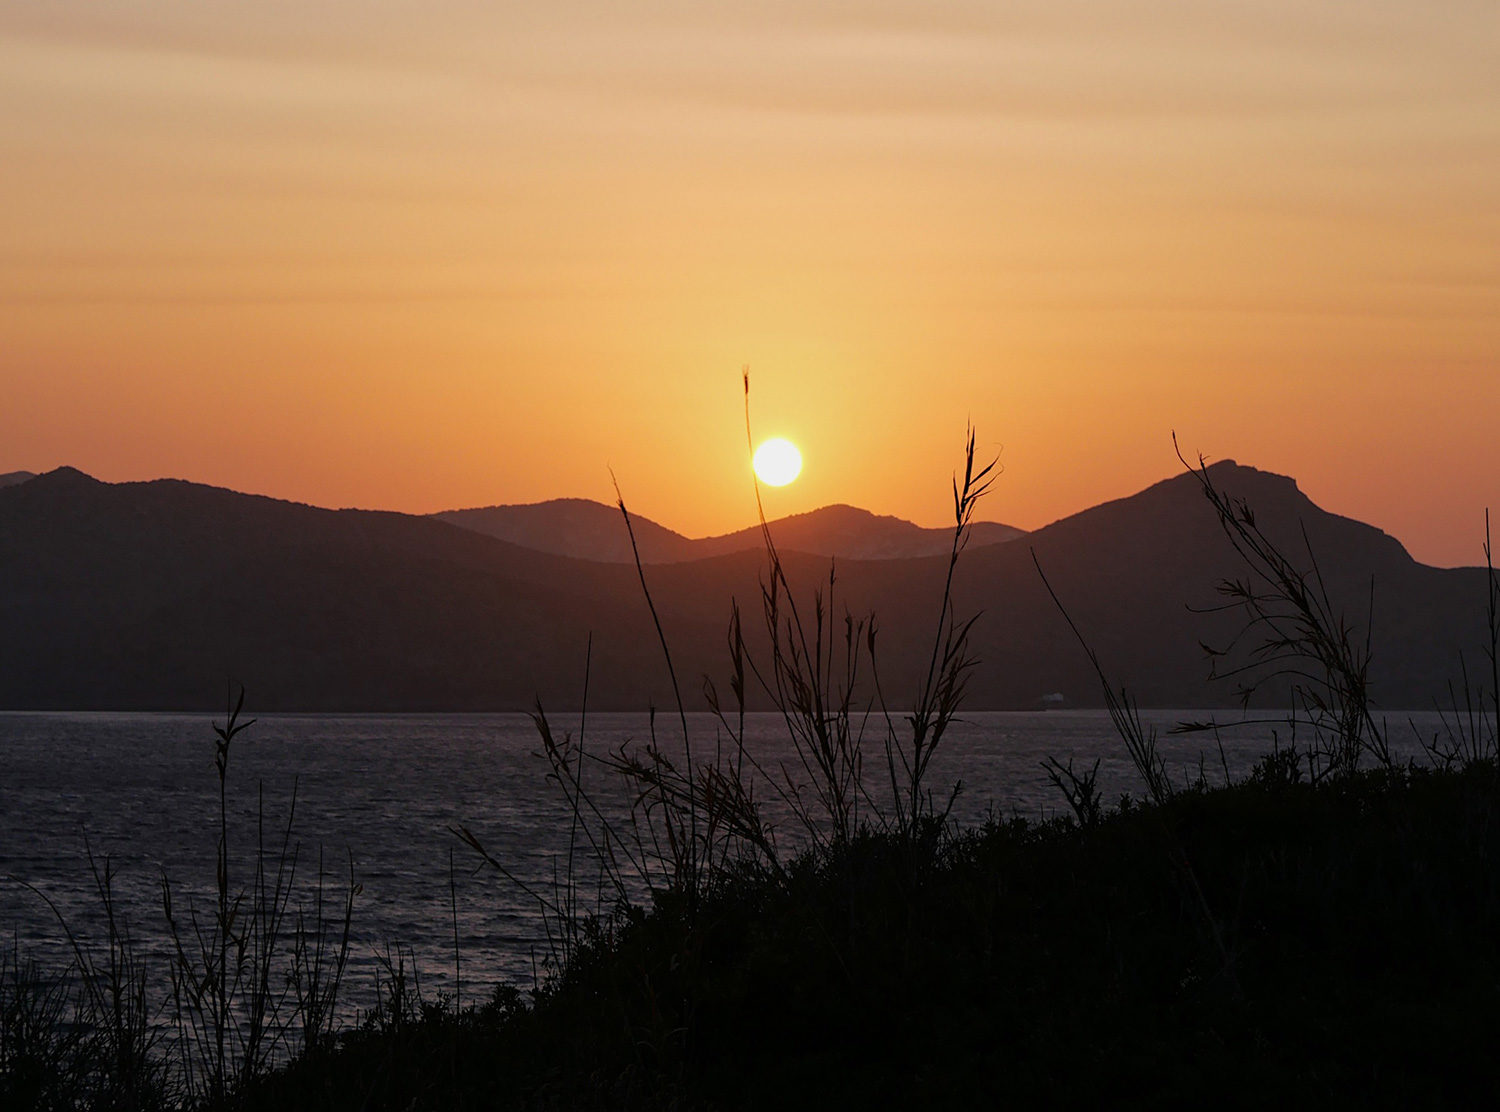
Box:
[240,760,1500,1110]
[2,688,362,1111]
[6,417,1500,1109]
[12,760,1500,1110]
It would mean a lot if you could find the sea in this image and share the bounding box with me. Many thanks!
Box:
[0,709,1450,1011]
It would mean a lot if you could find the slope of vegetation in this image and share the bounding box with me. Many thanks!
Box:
[238,761,1500,1110]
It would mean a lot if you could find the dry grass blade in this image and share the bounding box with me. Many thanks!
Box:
[1032,549,1172,805]
[1173,435,1389,778]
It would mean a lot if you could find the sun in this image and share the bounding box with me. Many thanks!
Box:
[752,438,802,487]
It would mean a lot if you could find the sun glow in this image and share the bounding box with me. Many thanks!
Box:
[752,438,803,487]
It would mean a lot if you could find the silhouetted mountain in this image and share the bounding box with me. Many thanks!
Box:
[955,460,1487,712]
[437,499,1024,563]
[0,463,1488,712]
[435,499,697,563]
[0,468,670,711]
[694,505,1025,561]
[0,471,34,488]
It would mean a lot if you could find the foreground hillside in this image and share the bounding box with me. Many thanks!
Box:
[227,763,1500,1109]
[0,462,1490,710]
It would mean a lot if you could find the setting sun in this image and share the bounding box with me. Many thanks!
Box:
[752,438,803,487]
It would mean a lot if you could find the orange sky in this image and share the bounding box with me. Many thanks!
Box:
[2,2,1497,566]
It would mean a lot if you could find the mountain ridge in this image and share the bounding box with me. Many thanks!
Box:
[0,462,1485,712]
[436,498,1025,563]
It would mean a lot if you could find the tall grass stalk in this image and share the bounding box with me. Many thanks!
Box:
[1173,437,1391,778]
[1422,511,1500,769]
[461,373,1000,1002]
[288,849,358,1058]
[1032,549,1172,805]
[10,843,167,1109]
[159,685,358,1102]
[4,688,363,1107]
[711,375,997,847]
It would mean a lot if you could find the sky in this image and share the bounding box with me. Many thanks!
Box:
[2,1,1496,565]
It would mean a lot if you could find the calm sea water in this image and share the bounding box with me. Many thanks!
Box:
[0,709,1444,1007]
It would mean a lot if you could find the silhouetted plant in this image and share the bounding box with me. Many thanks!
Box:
[3,688,369,1108]
[885,425,998,832]
[1033,549,1239,992]
[8,844,168,1110]
[1247,738,1303,789]
[711,374,997,845]
[1033,549,1173,806]
[288,849,359,1058]
[1042,755,1103,826]
[1425,512,1500,769]
[160,685,359,1102]
[1174,437,1392,778]
[460,375,1000,1011]
[0,949,86,1109]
